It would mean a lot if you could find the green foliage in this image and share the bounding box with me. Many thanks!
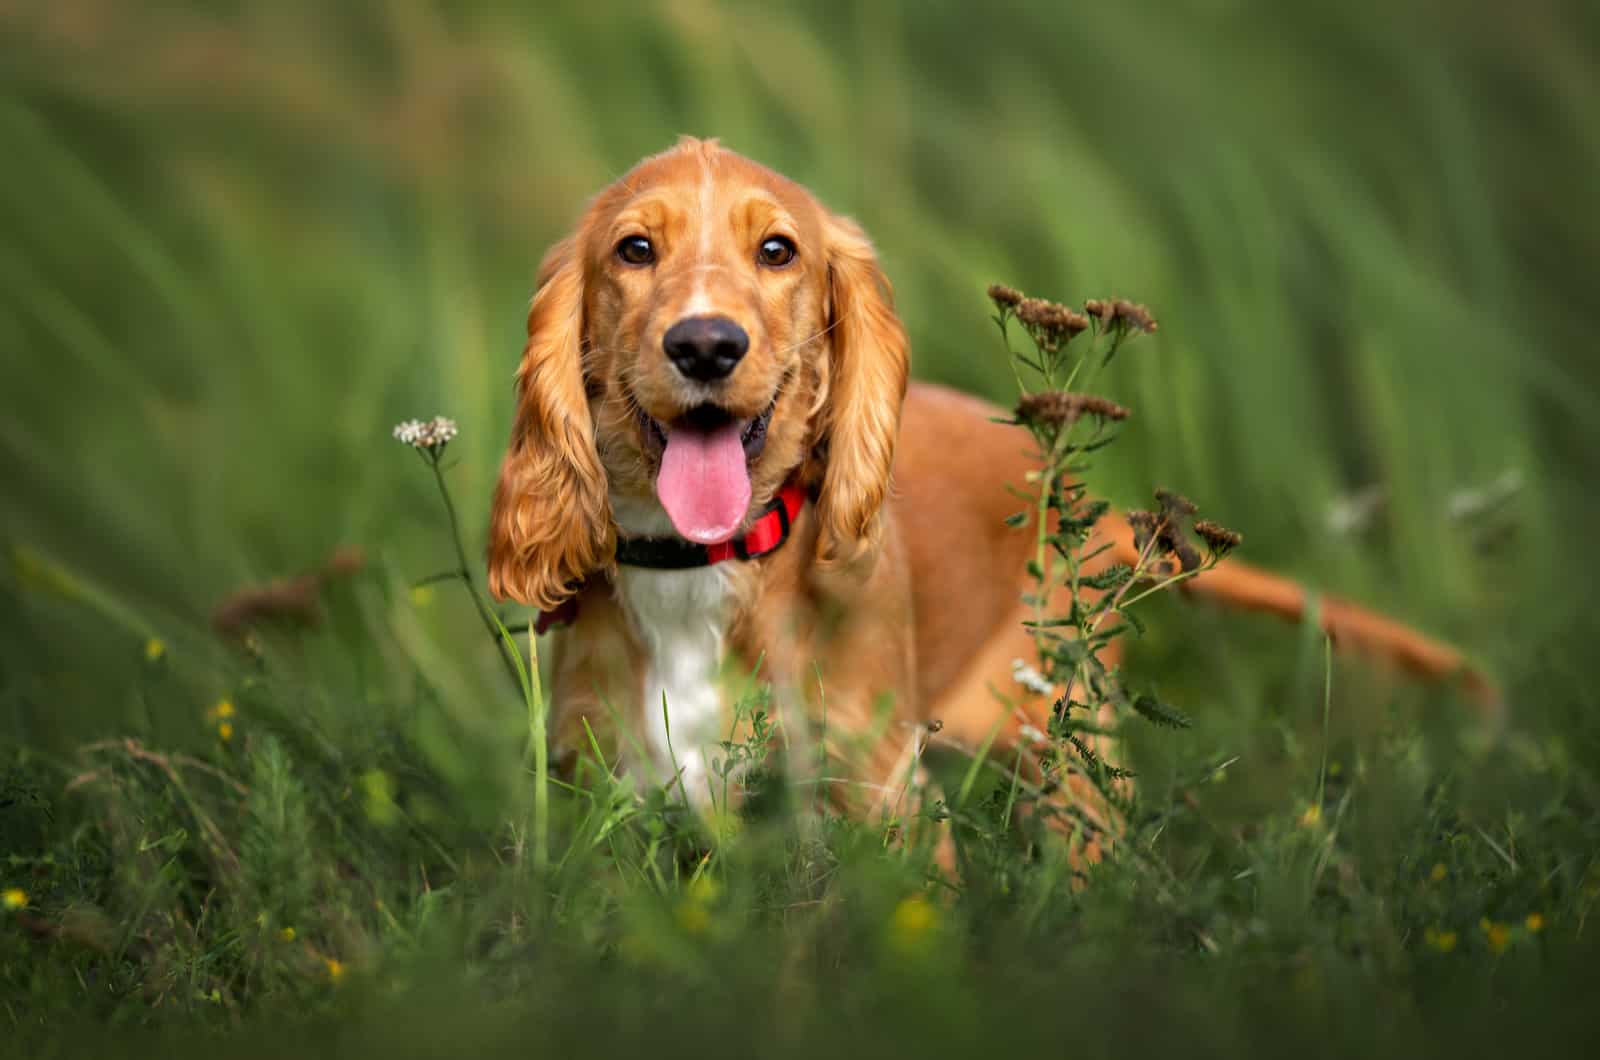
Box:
[2,1,1600,1056]
[240,735,317,931]
[1132,693,1193,730]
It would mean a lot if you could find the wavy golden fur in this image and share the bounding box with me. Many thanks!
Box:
[486,138,1496,854]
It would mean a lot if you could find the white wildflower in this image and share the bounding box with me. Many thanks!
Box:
[1011,658,1055,697]
[1325,483,1386,536]
[393,416,459,452]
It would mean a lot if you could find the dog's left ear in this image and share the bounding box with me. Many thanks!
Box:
[814,213,910,567]
[486,233,614,610]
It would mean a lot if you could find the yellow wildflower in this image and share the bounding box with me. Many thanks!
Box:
[218,722,234,743]
[2,888,26,910]
[324,957,345,982]
[214,700,235,719]
[674,875,720,935]
[676,901,711,935]
[144,638,166,663]
[1423,926,1457,953]
[1430,862,1447,883]
[888,894,938,953]
[1299,803,1323,828]
[279,926,297,942]
[1525,913,1545,934]
[1481,919,1510,953]
[686,876,721,903]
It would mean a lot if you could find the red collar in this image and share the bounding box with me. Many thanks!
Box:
[535,478,808,632]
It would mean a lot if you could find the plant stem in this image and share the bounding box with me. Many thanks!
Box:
[1315,633,1331,816]
[427,454,522,690]
[1056,512,1170,717]
[528,624,548,879]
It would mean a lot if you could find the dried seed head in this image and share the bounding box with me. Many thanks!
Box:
[1126,509,1159,553]
[1194,519,1243,555]
[1149,490,1202,571]
[1154,488,1198,518]
[1085,298,1159,334]
[1167,535,1203,573]
[1017,296,1094,337]
[1015,391,1130,427]
[987,283,1024,309]
[211,574,322,635]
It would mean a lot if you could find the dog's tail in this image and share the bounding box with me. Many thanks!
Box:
[1184,559,1501,712]
[1095,521,1502,714]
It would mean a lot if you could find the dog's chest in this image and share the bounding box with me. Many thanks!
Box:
[614,564,734,800]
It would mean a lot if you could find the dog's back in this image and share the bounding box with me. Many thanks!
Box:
[889,381,1499,750]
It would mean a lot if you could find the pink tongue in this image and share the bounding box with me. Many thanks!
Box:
[656,419,751,544]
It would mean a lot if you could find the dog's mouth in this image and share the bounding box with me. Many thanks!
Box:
[634,398,777,545]
[635,400,773,463]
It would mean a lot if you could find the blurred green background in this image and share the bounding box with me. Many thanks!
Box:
[3,1,1600,1052]
[5,0,1598,697]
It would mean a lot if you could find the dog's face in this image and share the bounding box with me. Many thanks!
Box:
[488,138,909,609]
[583,143,832,544]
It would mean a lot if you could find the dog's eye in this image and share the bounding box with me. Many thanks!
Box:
[757,236,796,268]
[616,236,654,266]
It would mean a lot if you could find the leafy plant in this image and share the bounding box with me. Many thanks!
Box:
[984,285,1238,856]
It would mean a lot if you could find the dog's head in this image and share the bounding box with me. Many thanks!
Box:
[487,138,910,608]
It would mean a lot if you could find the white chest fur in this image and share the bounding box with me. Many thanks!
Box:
[613,563,733,805]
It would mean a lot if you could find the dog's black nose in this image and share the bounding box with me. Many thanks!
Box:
[664,316,749,382]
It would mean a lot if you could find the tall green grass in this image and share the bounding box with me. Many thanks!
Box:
[3,1,1599,1054]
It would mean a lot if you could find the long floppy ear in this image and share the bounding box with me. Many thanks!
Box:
[814,213,911,566]
[487,236,614,609]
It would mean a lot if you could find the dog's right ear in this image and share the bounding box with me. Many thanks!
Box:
[487,236,614,610]
[812,211,911,569]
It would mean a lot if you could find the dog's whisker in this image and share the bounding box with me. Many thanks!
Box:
[771,316,844,358]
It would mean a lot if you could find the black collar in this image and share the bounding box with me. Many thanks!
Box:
[532,478,811,633]
[615,478,808,569]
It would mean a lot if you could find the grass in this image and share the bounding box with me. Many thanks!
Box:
[4,1,1600,1055]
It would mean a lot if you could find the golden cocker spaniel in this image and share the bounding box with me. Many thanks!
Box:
[486,137,1493,831]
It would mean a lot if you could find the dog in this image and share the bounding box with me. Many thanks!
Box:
[485,137,1495,834]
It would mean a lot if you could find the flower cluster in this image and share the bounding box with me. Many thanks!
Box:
[1084,297,1158,334]
[1015,391,1129,428]
[1011,657,1057,697]
[1015,297,1090,351]
[1128,489,1242,574]
[1193,519,1243,555]
[207,698,236,743]
[393,416,459,453]
[986,283,1024,308]
[988,283,1159,374]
